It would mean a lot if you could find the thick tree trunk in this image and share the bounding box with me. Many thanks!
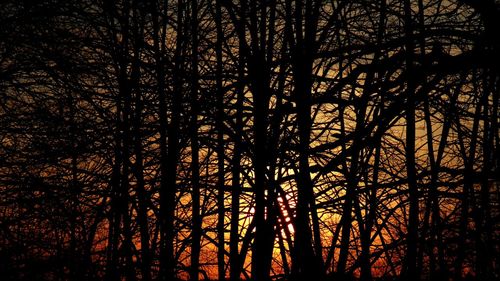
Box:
[248,2,275,280]
[289,2,324,280]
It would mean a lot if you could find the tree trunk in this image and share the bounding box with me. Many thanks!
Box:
[189,1,201,281]
[215,1,227,279]
[403,0,419,279]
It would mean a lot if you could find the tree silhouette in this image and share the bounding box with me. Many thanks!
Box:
[0,0,498,281]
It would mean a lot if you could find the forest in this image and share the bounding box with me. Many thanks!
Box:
[0,0,498,280]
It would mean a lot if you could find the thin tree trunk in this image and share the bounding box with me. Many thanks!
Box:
[403,0,419,279]
[336,100,353,276]
[229,2,245,280]
[129,8,151,280]
[475,74,493,280]
[151,0,181,280]
[215,0,226,279]
[454,76,482,280]
[189,1,201,281]
[105,3,134,278]
[132,92,152,281]
[358,3,386,280]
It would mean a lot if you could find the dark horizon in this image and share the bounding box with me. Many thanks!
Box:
[0,0,498,281]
